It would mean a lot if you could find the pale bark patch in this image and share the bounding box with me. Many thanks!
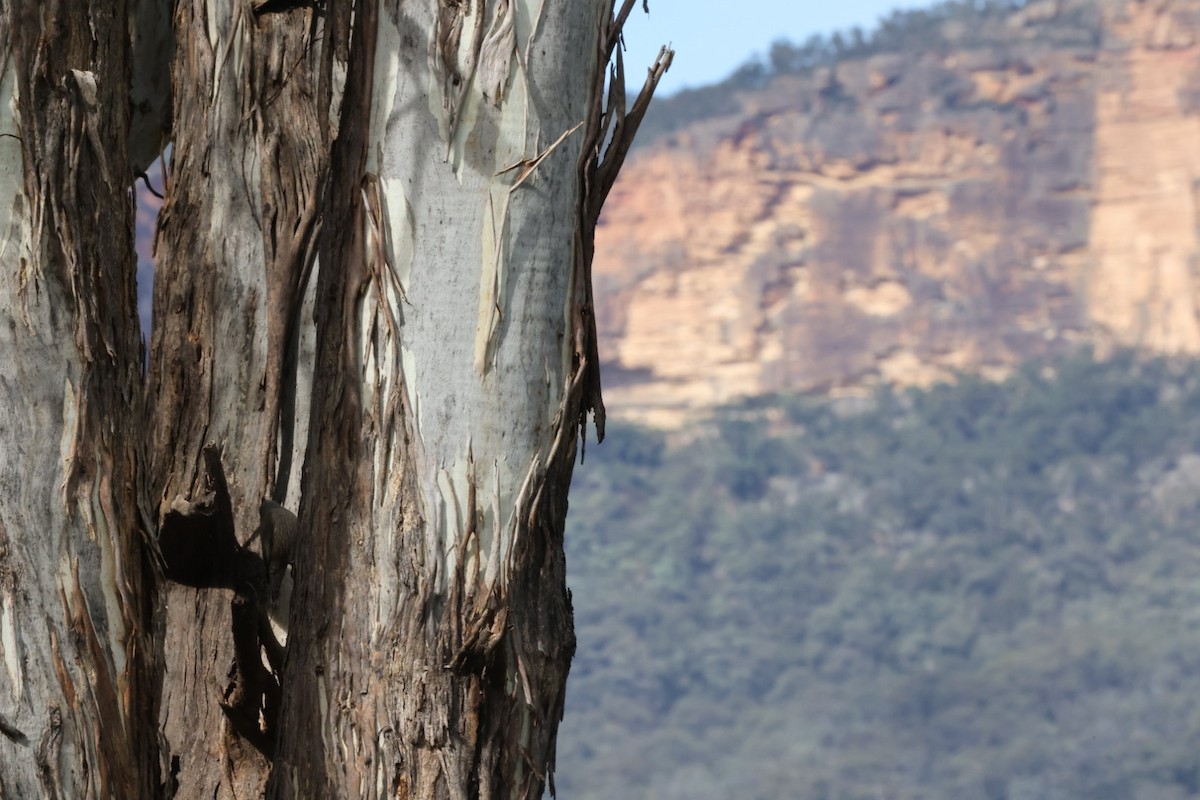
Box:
[368,11,404,175]
[0,584,21,707]
[0,69,25,263]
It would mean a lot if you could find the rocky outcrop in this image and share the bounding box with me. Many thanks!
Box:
[595,0,1200,427]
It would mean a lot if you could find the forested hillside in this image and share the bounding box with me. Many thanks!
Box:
[556,351,1200,799]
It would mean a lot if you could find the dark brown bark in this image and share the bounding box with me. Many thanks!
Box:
[267,2,374,791]
[145,2,327,796]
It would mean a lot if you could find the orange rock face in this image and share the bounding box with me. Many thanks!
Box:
[594,0,1200,427]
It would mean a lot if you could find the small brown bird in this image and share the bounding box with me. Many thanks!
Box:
[255,499,298,631]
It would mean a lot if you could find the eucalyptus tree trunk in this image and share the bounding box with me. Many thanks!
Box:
[273,0,601,794]
[271,1,672,795]
[0,0,668,796]
[145,1,325,794]
[0,2,159,797]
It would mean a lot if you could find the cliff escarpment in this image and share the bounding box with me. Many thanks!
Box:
[596,0,1200,426]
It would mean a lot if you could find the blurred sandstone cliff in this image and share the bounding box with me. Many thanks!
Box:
[596,0,1200,427]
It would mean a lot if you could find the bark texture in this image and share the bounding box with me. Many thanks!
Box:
[271,1,619,797]
[0,0,667,796]
[0,2,159,797]
[145,1,327,796]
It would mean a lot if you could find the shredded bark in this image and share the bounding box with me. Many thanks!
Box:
[574,1,674,446]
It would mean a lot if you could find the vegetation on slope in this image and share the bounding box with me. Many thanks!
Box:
[557,351,1200,799]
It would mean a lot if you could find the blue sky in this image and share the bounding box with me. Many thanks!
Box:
[622,0,934,94]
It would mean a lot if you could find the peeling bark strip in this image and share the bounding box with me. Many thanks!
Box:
[0,2,159,798]
[575,1,673,447]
